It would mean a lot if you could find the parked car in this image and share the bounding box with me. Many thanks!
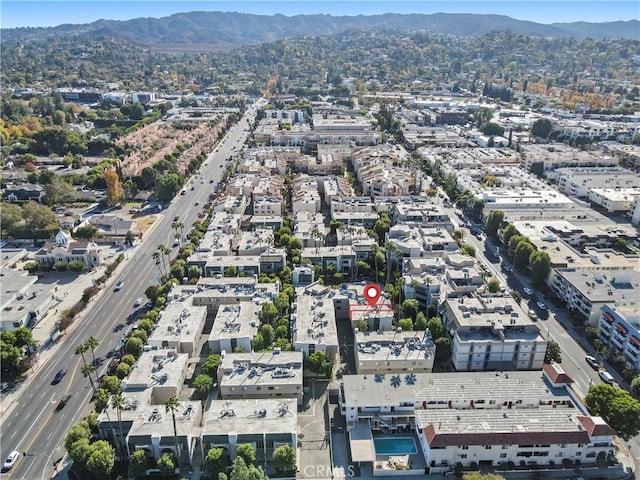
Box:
[2,451,20,472]
[52,368,67,384]
[585,355,599,370]
[599,370,615,385]
[134,297,144,307]
[536,301,547,310]
[56,393,72,410]
[523,287,533,296]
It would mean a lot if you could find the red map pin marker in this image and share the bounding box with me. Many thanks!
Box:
[364,283,381,307]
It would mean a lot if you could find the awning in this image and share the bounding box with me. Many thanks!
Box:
[615,323,628,335]
[349,420,375,463]
[629,336,640,348]
[602,311,615,324]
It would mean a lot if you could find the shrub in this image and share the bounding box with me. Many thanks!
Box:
[68,260,85,272]
[54,261,68,271]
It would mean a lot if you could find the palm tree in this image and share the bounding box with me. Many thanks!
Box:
[152,251,164,277]
[86,336,99,366]
[111,394,126,463]
[81,363,97,392]
[75,343,89,365]
[164,395,180,465]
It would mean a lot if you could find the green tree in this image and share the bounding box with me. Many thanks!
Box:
[157,452,176,477]
[85,440,116,479]
[43,177,78,205]
[529,250,551,286]
[22,201,58,238]
[69,437,92,467]
[427,317,444,339]
[86,336,99,366]
[435,337,451,362]
[155,173,184,203]
[401,299,419,320]
[531,118,553,138]
[585,383,640,440]
[130,450,148,477]
[544,339,562,364]
[260,302,279,324]
[415,311,428,330]
[115,362,131,379]
[501,224,518,246]
[94,388,111,413]
[482,122,505,137]
[236,443,257,466]
[165,396,181,466]
[273,444,296,472]
[81,363,98,391]
[65,422,91,451]
[462,474,506,480]
[307,351,332,376]
[204,447,230,475]
[125,336,144,357]
[203,354,222,376]
[485,210,504,239]
[193,374,214,397]
[0,203,23,237]
[101,375,122,394]
[397,318,414,331]
[229,456,268,480]
[513,240,534,270]
[487,278,502,293]
[630,376,640,397]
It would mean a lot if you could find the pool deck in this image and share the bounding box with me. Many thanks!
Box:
[373,434,427,471]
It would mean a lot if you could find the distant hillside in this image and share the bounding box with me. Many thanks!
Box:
[2,11,638,46]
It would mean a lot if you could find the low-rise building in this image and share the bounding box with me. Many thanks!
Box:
[292,283,339,360]
[354,329,435,374]
[217,350,304,404]
[339,369,620,477]
[122,349,190,404]
[200,399,298,468]
[0,270,57,331]
[34,230,102,268]
[147,302,207,354]
[440,295,546,371]
[208,302,261,354]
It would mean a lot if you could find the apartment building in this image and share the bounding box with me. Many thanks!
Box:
[588,188,640,213]
[520,144,618,174]
[387,224,458,258]
[301,246,356,275]
[208,302,262,354]
[440,295,546,371]
[200,399,298,468]
[292,283,339,360]
[146,302,207,355]
[217,350,304,404]
[292,174,321,214]
[391,200,454,232]
[556,166,640,198]
[339,369,620,476]
[598,305,640,370]
[354,328,435,374]
[552,269,640,325]
[122,349,190,403]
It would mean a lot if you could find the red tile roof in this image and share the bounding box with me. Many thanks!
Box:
[423,425,589,447]
[542,362,573,385]
[577,416,616,437]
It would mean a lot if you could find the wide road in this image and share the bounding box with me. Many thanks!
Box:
[1,101,261,479]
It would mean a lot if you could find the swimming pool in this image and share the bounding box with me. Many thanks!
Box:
[373,437,418,455]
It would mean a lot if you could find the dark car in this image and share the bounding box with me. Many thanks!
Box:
[52,368,67,384]
[56,393,72,410]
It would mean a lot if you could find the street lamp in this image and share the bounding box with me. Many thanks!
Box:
[23,450,62,480]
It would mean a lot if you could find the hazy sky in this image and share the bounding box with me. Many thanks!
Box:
[1,1,638,29]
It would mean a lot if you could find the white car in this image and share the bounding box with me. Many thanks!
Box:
[3,451,20,471]
[536,301,547,310]
[134,297,144,307]
[523,287,533,296]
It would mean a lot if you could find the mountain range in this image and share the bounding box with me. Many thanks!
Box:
[2,11,638,47]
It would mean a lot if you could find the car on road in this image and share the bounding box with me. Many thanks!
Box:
[503,265,512,272]
[536,301,547,310]
[52,368,67,384]
[173,215,180,221]
[523,287,533,296]
[598,370,615,385]
[2,451,20,472]
[114,281,124,292]
[56,393,72,410]
[134,297,144,307]
[194,201,200,206]
[585,355,599,370]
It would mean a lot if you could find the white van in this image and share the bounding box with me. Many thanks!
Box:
[598,370,615,385]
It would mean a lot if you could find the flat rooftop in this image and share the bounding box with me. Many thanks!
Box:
[210,302,261,341]
[202,398,297,436]
[555,269,640,303]
[128,400,202,438]
[443,296,537,329]
[355,330,435,362]
[148,301,207,346]
[124,349,189,392]
[293,283,339,348]
[219,351,303,388]
[342,370,563,408]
